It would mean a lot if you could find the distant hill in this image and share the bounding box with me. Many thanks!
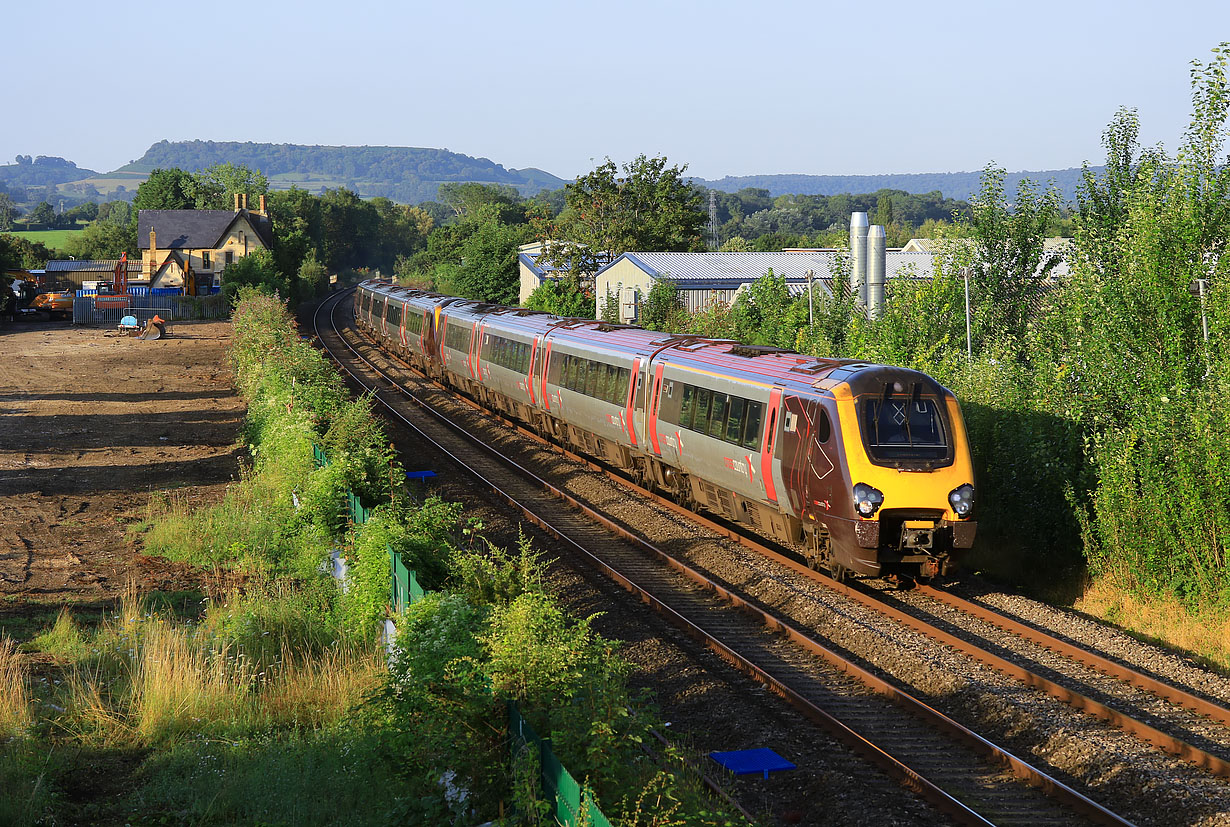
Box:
[0,156,99,188]
[116,140,568,204]
[694,167,1098,204]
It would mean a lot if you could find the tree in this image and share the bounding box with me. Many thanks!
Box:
[444,205,533,304]
[961,163,1062,348]
[63,219,136,260]
[438,182,522,221]
[193,162,270,210]
[133,168,196,212]
[0,194,18,230]
[221,249,288,302]
[27,201,55,227]
[544,155,705,277]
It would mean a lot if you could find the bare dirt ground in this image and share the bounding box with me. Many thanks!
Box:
[0,319,242,629]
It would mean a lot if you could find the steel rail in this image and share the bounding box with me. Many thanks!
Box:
[319,290,1135,827]
[338,302,1230,780]
[914,583,1230,728]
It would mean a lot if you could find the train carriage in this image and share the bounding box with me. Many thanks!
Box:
[351,281,976,581]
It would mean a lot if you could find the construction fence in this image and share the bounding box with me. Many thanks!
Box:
[312,443,611,825]
[72,294,229,325]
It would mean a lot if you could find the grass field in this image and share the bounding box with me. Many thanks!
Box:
[5,228,82,250]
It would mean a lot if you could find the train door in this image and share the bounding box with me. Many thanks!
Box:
[778,393,838,520]
[624,356,642,448]
[759,386,785,507]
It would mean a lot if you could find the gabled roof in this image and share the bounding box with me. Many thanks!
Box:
[137,209,273,251]
[152,250,187,281]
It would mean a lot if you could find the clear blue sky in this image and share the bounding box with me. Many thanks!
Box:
[6,0,1227,181]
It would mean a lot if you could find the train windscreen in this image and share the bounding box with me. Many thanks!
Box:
[861,398,948,461]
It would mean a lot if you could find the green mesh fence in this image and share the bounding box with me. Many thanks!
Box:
[508,700,612,827]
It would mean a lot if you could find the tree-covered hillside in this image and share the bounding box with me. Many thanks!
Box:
[118,141,567,204]
[0,156,99,188]
[696,167,1099,203]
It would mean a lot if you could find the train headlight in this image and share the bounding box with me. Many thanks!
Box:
[948,484,975,518]
[853,483,884,518]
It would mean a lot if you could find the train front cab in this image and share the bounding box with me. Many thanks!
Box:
[817,369,976,579]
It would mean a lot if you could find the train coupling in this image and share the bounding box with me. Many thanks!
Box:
[900,525,934,550]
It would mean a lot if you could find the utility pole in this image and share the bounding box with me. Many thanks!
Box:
[807,269,815,327]
[708,191,719,251]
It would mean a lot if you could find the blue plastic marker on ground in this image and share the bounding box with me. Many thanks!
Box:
[709,748,796,780]
[405,470,437,480]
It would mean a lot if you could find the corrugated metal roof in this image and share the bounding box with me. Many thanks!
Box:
[600,250,938,285]
[605,251,839,282]
[45,259,143,273]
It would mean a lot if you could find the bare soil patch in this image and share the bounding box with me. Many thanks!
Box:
[0,319,242,631]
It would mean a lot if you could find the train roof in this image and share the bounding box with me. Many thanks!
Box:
[356,284,944,394]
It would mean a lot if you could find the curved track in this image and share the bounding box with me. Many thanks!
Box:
[312,288,1140,827]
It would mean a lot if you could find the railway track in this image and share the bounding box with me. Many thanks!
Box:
[311,288,1139,826]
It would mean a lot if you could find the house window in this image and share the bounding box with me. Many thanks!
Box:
[225,251,234,266]
[202,252,212,270]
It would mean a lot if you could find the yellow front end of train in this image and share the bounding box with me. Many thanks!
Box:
[828,379,977,579]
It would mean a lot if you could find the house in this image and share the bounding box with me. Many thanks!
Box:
[137,194,273,294]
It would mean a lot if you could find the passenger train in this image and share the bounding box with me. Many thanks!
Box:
[353,280,977,580]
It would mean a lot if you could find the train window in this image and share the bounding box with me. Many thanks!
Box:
[709,393,728,439]
[585,362,600,397]
[387,303,402,326]
[618,368,631,404]
[605,364,620,404]
[693,388,712,434]
[678,386,696,429]
[817,409,831,443]
[862,399,947,461]
[725,397,745,444]
[520,343,531,374]
[742,402,763,450]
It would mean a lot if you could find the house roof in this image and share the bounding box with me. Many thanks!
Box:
[137,209,273,251]
[45,259,143,274]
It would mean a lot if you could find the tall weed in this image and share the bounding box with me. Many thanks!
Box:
[0,636,32,738]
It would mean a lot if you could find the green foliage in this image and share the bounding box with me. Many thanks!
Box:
[639,278,689,333]
[193,161,270,210]
[339,497,460,636]
[133,168,196,212]
[961,162,1063,349]
[527,272,596,318]
[451,530,545,608]
[135,731,406,827]
[62,213,137,259]
[728,269,799,348]
[545,155,706,278]
[221,248,290,303]
[0,233,57,269]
